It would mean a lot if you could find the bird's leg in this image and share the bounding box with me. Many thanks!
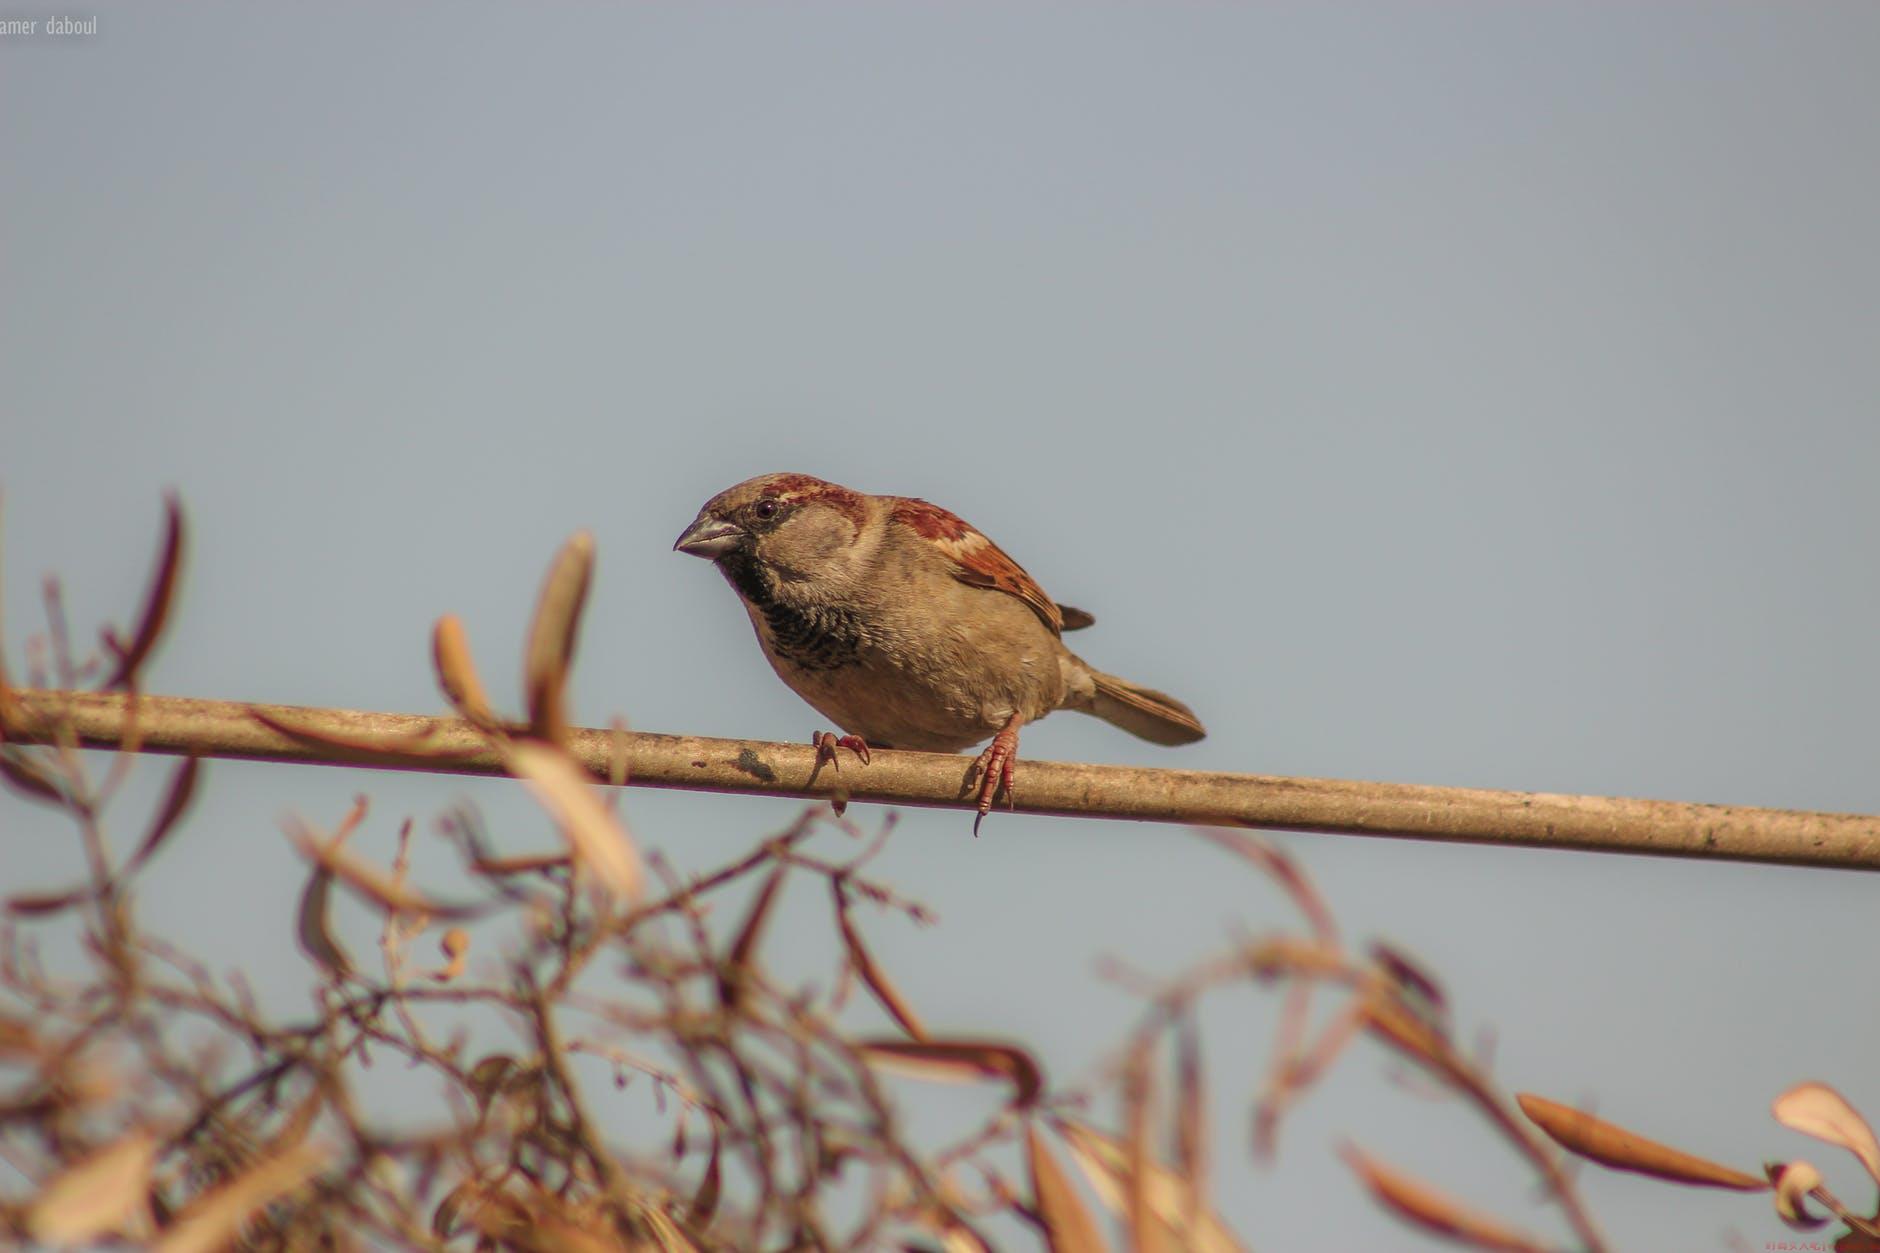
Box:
[810,731,872,817]
[811,731,872,770]
[968,715,1023,837]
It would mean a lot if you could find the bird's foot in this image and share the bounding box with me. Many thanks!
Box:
[968,719,1021,837]
[812,731,872,770]
[811,731,871,815]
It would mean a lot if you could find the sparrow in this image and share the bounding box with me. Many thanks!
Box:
[674,472,1205,832]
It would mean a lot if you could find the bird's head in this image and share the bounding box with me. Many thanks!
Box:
[673,472,869,582]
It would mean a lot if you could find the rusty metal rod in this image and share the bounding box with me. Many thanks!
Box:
[6,689,1878,871]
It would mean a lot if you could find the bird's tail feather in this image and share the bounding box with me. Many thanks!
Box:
[1082,668,1206,746]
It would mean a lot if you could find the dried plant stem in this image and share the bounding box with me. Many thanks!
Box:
[8,689,1880,871]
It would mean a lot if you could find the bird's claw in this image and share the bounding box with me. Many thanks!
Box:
[811,733,871,816]
[968,723,1020,837]
[812,731,872,770]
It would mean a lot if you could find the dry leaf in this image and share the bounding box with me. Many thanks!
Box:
[462,1188,618,1253]
[522,531,595,745]
[467,1054,521,1116]
[102,494,183,689]
[639,1203,703,1252]
[727,864,786,969]
[1773,1082,1880,1186]
[1123,1035,1161,1253]
[287,818,462,919]
[458,1187,526,1244]
[1027,1124,1109,1253]
[689,1124,722,1227]
[1363,996,1462,1085]
[1341,1144,1550,1253]
[906,1201,995,1253]
[1055,1119,1247,1253]
[1370,940,1448,1032]
[858,1038,1042,1107]
[0,1014,42,1059]
[720,864,787,1009]
[295,864,350,980]
[669,1112,689,1162]
[472,851,573,876]
[153,1141,327,1253]
[607,715,631,787]
[126,755,200,875]
[0,746,64,805]
[432,614,499,729]
[28,1132,157,1245]
[1768,1160,1831,1230]
[506,741,642,903]
[935,1222,996,1253]
[833,885,928,1040]
[431,1180,474,1239]
[1174,1016,1208,1241]
[1517,1093,1766,1190]
[1191,826,1338,946]
[250,706,484,764]
[8,887,91,917]
[7,757,194,913]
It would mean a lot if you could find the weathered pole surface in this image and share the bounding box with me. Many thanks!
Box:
[7,689,1878,871]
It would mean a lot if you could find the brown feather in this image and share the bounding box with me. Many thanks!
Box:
[1088,670,1207,745]
[1057,605,1096,631]
[888,498,1065,635]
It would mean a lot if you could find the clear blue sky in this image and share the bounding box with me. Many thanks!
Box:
[5,4,1878,1248]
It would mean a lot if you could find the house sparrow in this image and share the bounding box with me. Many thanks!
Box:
[674,472,1205,832]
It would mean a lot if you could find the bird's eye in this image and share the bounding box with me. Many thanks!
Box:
[753,499,779,520]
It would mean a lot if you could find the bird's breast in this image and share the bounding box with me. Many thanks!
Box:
[715,551,1070,751]
[720,556,870,673]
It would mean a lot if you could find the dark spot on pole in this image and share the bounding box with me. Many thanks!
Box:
[734,748,776,782]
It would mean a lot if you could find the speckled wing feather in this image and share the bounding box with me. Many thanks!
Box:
[888,498,1069,635]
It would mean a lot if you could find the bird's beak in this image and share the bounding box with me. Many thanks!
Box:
[673,514,745,559]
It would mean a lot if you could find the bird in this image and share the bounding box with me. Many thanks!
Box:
[673,472,1205,833]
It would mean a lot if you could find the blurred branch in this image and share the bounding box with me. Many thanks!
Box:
[8,688,1879,871]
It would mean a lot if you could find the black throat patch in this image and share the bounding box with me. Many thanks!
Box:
[719,555,868,672]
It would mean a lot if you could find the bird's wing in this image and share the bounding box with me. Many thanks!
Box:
[888,497,1068,635]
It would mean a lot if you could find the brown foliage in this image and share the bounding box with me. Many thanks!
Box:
[2,498,1873,1252]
